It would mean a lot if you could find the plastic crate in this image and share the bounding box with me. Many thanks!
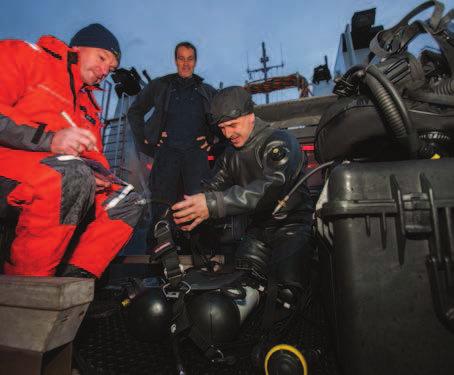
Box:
[317,158,454,375]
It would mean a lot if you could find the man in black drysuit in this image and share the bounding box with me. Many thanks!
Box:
[127,42,217,245]
[172,86,314,290]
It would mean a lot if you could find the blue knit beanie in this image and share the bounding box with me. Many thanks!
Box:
[70,23,121,63]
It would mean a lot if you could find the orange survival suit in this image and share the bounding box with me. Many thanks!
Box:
[0,35,143,277]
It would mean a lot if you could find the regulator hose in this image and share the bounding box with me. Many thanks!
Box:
[433,78,454,96]
[272,160,335,216]
[364,73,407,138]
[363,64,420,158]
[334,64,419,157]
[407,77,454,107]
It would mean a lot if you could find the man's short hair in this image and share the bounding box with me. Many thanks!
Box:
[174,41,197,61]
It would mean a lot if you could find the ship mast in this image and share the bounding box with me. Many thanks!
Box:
[247,41,284,103]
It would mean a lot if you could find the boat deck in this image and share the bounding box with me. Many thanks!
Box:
[74,283,339,375]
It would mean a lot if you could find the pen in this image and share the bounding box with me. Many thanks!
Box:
[61,111,99,152]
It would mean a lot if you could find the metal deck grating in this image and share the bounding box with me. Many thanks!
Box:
[74,287,339,374]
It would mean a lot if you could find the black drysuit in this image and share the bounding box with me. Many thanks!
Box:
[203,118,314,287]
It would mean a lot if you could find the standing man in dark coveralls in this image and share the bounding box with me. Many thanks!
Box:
[172,86,314,290]
[127,42,217,245]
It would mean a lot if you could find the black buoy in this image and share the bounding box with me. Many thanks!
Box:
[188,291,241,344]
[125,288,172,342]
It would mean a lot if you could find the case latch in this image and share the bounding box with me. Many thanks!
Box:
[401,192,432,234]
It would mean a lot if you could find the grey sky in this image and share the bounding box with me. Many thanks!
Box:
[1,0,453,104]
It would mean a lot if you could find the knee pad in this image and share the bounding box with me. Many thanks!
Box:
[105,191,145,227]
[235,236,272,280]
[41,157,95,225]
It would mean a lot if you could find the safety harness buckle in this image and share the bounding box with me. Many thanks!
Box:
[162,280,191,299]
[209,348,236,365]
[163,263,185,280]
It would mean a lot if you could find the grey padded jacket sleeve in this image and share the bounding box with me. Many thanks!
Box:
[0,114,54,151]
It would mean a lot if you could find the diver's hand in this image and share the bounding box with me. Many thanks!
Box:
[51,127,97,155]
[172,193,209,231]
[196,136,211,151]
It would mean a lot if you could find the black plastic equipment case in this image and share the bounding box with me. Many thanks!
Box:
[317,158,454,375]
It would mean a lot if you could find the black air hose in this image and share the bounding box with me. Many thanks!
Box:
[408,77,454,107]
[364,73,407,139]
[336,64,415,149]
[362,64,420,158]
[366,65,414,134]
[433,78,454,95]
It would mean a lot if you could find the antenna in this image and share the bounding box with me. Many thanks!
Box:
[246,41,285,104]
[280,43,284,68]
[246,52,252,80]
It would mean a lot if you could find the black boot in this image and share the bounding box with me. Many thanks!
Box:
[60,264,118,319]
[59,264,96,278]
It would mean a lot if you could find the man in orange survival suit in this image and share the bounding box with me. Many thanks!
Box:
[0,23,144,278]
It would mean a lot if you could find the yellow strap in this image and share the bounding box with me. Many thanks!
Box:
[264,344,308,375]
